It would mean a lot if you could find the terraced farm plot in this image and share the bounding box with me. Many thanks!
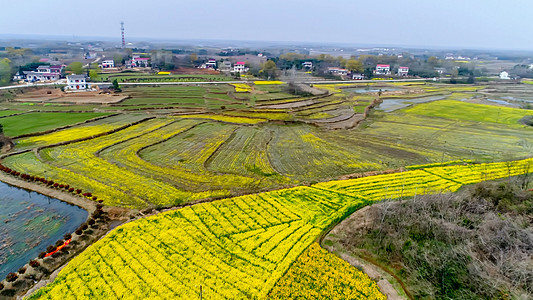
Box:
[176,114,267,124]
[267,125,381,179]
[361,105,533,162]
[0,112,109,137]
[0,109,23,117]
[268,243,385,299]
[206,126,288,182]
[15,114,147,148]
[102,120,261,193]
[403,99,530,125]
[28,158,533,299]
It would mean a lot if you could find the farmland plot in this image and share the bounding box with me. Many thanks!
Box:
[28,157,533,299]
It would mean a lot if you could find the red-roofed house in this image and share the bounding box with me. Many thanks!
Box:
[398,66,409,77]
[233,61,248,73]
[128,55,150,68]
[375,64,391,75]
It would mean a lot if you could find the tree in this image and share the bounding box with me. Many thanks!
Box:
[345,59,364,73]
[66,62,84,75]
[112,79,121,92]
[113,54,123,66]
[89,69,99,81]
[427,56,439,67]
[0,58,11,85]
[190,53,198,65]
[88,63,99,80]
[260,60,278,79]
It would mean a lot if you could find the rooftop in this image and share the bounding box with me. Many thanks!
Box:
[67,75,87,80]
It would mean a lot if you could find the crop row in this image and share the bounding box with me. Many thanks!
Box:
[268,243,385,299]
[27,157,533,299]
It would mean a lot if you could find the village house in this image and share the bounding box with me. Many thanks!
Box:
[499,71,510,80]
[23,64,64,82]
[100,59,115,69]
[397,66,409,77]
[220,61,232,72]
[205,59,217,69]
[375,64,391,75]
[434,67,447,75]
[233,61,248,73]
[350,73,365,80]
[302,61,313,70]
[327,67,348,76]
[128,55,150,68]
[12,71,25,81]
[66,75,89,90]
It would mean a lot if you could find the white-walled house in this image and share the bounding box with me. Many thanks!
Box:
[397,66,409,77]
[66,75,89,90]
[327,67,348,76]
[100,60,115,68]
[127,55,150,68]
[375,64,391,75]
[233,61,248,73]
[499,71,510,80]
[205,59,217,69]
[302,61,313,70]
[23,64,64,82]
[350,73,365,80]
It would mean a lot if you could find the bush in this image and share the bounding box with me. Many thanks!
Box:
[6,272,18,282]
[0,282,3,290]
[55,240,64,247]
[38,252,46,259]
[64,233,72,240]
[68,188,74,192]
[75,228,83,235]
[29,260,40,268]
[46,245,56,253]
[88,219,95,226]
[81,224,88,230]
[18,267,26,274]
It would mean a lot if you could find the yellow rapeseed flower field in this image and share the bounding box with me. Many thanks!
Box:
[268,243,386,299]
[28,157,533,299]
[230,83,253,92]
[253,80,285,85]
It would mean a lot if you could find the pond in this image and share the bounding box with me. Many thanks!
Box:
[377,95,448,112]
[0,181,87,279]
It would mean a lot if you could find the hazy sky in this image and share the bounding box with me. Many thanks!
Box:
[2,0,533,50]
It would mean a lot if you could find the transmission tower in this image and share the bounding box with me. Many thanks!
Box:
[121,21,125,48]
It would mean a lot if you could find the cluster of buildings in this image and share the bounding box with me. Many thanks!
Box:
[374,64,409,77]
[12,63,91,91]
[15,65,65,82]
[98,54,150,70]
[198,60,249,74]
[322,63,409,80]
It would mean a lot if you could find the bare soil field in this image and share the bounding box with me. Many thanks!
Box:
[13,89,128,104]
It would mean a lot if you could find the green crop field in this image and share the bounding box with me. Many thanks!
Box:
[0,112,109,137]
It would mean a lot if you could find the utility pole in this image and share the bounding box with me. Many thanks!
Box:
[121,21,125,49]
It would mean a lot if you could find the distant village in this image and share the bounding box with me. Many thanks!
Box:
[3,39,528,91]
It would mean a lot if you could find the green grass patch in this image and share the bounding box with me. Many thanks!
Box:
[403,100,531,126]
[0,112,109,137]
